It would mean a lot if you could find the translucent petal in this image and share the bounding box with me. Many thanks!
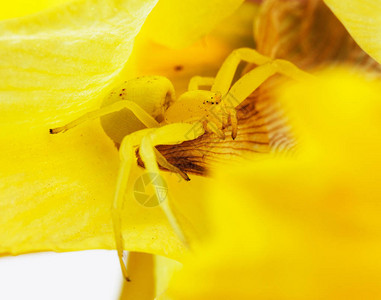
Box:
[154,255,182,299]
[256,0,381,76]
[324,0,381,64]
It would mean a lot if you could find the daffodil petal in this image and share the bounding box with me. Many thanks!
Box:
[141,0,245,48]
[323,0,381,64]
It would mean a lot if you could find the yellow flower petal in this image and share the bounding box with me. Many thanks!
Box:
[0,0,70,21]
[0,0,180,256]
[140,0,245,48]
[279,69,381,163]
[0,0,158,129]
[120,253,182,300]
[126,2,258,93]
[154,255,182,299]
[0,131,212,257]
[165,70,381,299]
[256,0,381,75]
[323,0,381,64]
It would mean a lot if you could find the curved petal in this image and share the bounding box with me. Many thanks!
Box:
[255,0,381,74]
[323,0,381,64]
[140,0,245,48]
[125,2,258,93]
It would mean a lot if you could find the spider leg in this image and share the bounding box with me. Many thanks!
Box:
[138,123,205,245]
[188,76,215,91]
[211,48,274,95]
[112,129,152,281]
[211,47,312,95]
[49,100,159,134]
[203,119,225,139]
[140,137,187,245]
[217,58,313,139]
[112,123,204,280]
[228,107,238,139]
[153,147,190,181]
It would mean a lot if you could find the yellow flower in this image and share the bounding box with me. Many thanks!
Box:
[2,0,381,298]
[121,0,381,298]
[0,0,247,260]
[162,70,381,300]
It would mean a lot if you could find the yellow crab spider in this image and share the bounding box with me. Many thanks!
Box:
[49,48,312,280]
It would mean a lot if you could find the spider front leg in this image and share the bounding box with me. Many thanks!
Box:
[49,100,159,134]
[112,129,152,281]
[211,48,275,95]
[153,147,190,181]
[50,75,176,136]
[139,122,205,244]
[113,123,204,280]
